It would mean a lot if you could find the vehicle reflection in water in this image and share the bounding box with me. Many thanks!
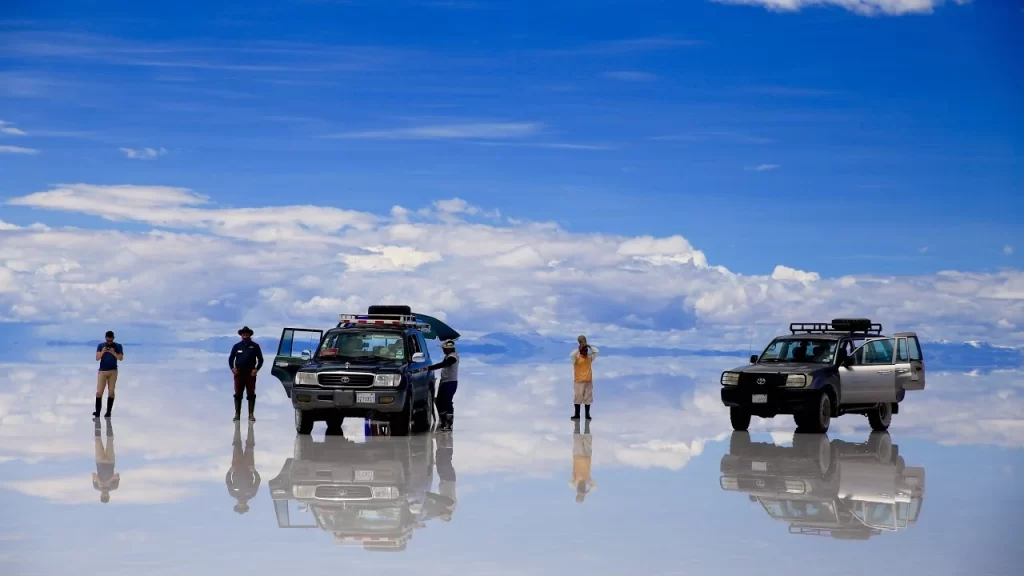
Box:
[268,430,456,551]
[720,431,925,539]
[92,418,119,503]
[226,421,260,514]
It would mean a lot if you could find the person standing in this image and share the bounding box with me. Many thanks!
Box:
[225,421,260,514]
[228,326,264,422]
[428,339,459,431]
[570,335,599,421]
[94,330,124,418]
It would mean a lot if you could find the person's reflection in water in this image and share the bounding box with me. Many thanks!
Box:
[423,433,458,522]
[92,418,119,503]
[570,420,596,503]
[225,421,260,514]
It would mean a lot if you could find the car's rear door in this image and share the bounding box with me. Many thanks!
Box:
[273,327,323,398]
[898,333,926,391]
[841,339,897,403]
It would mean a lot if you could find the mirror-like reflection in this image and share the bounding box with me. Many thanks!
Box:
[92,418,119,503]
[720,431,925,539]
[226,422,261,515]
[267,431,456,551]
[571,420,596,503]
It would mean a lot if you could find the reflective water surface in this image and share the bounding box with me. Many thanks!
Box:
[1,348,1021,575]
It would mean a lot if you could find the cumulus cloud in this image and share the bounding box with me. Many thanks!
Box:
[119,147,167,160]
[1005,245,1015,256]
[0,145,39,155]
[712,0,971,16]
[1,183,1023,347]
[0,120,26,136]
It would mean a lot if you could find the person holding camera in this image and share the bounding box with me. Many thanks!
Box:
[94,330,124,418]
[570,335,599,421]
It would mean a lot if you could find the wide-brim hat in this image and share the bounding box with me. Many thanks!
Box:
[238,326,254,335]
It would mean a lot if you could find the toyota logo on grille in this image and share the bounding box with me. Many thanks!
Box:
[756,479,765,488]
[756,377,766,385]
[340,376,350,383]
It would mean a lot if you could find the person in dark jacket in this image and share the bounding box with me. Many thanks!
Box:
[228,326,264,422]
[428,340,459,431]
[225,421,260,514]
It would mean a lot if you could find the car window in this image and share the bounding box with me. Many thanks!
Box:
[858,339,895,365]
[416,334,430,360]
[759,338,836,363]
[317,331,404,360]
[406,334,421,354]
[909,337,922,361]
[896,338,909,362]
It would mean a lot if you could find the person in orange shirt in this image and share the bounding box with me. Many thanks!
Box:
[570,335,599,421]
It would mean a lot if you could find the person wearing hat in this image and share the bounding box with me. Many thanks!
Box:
[228,326,264,422]
[428,339,459,431]
[225,421,260,515]
[570,335,599,421]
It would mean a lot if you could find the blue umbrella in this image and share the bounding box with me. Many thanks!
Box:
[413,313,460,341]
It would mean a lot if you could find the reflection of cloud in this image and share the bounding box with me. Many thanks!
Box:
[1,350,1023,505]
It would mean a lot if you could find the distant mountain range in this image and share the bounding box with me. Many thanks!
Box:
[15,331,1024,371]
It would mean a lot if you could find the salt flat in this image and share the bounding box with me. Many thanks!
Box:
[0,347,1020,576]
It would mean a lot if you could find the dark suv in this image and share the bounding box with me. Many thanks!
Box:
[271,305,458,436]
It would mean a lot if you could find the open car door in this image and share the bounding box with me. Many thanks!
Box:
[272,327,323,398]
[412,313,460,341]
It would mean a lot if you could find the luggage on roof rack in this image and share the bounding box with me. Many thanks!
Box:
[789,318,882,335]
[338,313,432,331]
[367,304,412,316]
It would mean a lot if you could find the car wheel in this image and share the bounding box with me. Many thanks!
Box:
[730,407,751,431]
[797,392,831,434]
[413,386,435,433]
[326,414,344,436]
[390,395,414,436]
[867,402,892,432]
[793,433,832,476]
[729,430,752,453]
[295,408,314,435]
[867,431,893,462]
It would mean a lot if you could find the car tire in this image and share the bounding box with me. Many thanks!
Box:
[793,433,832,476]
[326,414,344,435]
[795,392,831,434]
[413,386,435,433]
[729,430,752,453]
[295,408,314,435]
[390,395,414,436]
[730,407,751,431]
[867,431,893,462]
[867,402,892,432]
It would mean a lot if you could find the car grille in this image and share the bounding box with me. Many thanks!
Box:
[318,372,375,387]
[314,485,373,500]
[738,372,787,388]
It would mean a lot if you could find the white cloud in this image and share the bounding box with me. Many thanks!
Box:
[0,120,26,136]
[118,147,167,160]
[0,145,39,155]
[745,163,779,171]
[711,0,971,16]
[1004,245,1015,256]
[326,122,541,140]
[601,71,658,82]
[1,183,1024,347]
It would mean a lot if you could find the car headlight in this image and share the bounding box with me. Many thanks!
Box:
[295,371,318,386]
[785,374,808,388]
[374,374,401,387]
[720,477,739,490]
[721,372,740,386]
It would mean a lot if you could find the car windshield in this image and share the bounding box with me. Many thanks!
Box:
[759,338,837,364]
[317,331,405,361]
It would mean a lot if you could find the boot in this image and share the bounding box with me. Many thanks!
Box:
[444,414,454,431]
[584,420,591,435]
[573,420,581,435]
[584,404,591,421]
[571,404,580,420]
[93,397,102,418]
[104,396,115,418]
[247,396,256,422]
[233,395,242,422]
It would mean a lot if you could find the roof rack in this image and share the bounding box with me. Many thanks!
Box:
[789,318,883,336]
[337,313,432,331]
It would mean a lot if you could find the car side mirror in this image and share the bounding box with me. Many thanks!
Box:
[841,355,854,367]
[750,354,758,364]
[300,350,312,361]
[411,352,425,363]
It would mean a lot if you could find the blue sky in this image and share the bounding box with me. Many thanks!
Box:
[0,0,1021,347]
